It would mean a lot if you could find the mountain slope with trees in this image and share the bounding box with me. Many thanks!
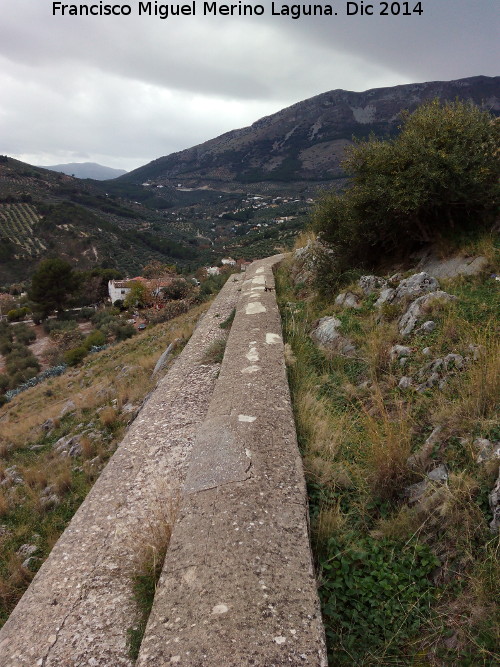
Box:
[119,76,499,192]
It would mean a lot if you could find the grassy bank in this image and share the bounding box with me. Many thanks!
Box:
[0,301,209,627]
[275,239,499,665]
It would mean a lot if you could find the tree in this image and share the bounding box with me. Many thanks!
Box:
[123,281,152,309]
[142,260,177,278]
[313,100,499,276]
[29,258,79,318]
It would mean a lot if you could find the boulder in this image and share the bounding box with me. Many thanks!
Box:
[310,316,356,356]
[419,320,436,334]
[394,272,439,301]
[59,400,76,418]
[335,292,361,309]
[398,376,412,389]
[375,288,396,307]
[399,291,457,336]
[489,472,500,532]
[359,275,387,295]
[405,464,449,503]
[390,345,411,360]
[291,239,333,285]
[473,438,500,464]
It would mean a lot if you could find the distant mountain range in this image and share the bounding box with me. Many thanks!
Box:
[1,75,499,285]
[42,162,127,180]
[119,75,499,192]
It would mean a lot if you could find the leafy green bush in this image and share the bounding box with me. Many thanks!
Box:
[0,374,10,392]
[83,330,106,350]
[320,536,439,663]
[64,346,88,366]
[7,307,30,322]
[114,323,136,341]
[12,323,36,345]
[161,278,191,301]
[43,318,78,334]
[313,99,499,277]
[5,350,40,376]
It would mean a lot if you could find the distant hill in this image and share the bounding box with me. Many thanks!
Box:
[0,156,205,284]
[43,162,127,180]
[119,75,500,192]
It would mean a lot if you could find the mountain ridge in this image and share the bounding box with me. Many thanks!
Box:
[42,162,127,180]
[119,75,499,191]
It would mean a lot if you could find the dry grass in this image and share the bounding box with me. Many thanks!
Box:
[127,492,180,659]
[0,298,210,629]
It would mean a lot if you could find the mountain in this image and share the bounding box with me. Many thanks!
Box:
[119,76,500,192]
[0,157,207,284]
[43,162,127,180]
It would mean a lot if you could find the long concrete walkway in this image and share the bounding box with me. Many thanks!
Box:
[0,257,326,666]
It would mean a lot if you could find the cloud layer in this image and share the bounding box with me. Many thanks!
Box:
[1,1,498,170]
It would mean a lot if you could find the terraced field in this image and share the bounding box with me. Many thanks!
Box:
[0,203,46,256]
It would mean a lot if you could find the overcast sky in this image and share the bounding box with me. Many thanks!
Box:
[0,1,498,171]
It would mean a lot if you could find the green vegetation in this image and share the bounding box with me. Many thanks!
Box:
[276,249,499,664]
[313,100,499,282]
[127,500,177,659]
[0,322,40,396]
[0,299,210,627]
[219,308,236,330]
[29,258,80,319]
[200,338,227,365]
[278,106,499,662]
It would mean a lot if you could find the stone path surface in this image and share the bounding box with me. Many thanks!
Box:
[137,256,327,666]
[0,276,242,667]
[0,257,326,666]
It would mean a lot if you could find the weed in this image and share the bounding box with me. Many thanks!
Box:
[127,496,178,659]
[219,308,236,330]
[200,338,227,364]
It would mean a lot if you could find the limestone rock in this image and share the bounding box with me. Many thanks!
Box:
[394,272,439,301]
[407,426,443,469]
[390,345,411,360]
[417,253,488,279]
[405,464,449,503]
[291,239,333,285]
[59,400,76,418]
[359,275,387,295]
[0,466,23,487]
[398,376,412,389]
[399,291,457,336]
[41,418,55,433]
[310,316,356,355]
[53,434,82,457]
[473,438,500,464]
[16,544,38,559]
[489,472,500,532]
[375,288,396,307]
[335,291,360,309]
[419,320,436,334]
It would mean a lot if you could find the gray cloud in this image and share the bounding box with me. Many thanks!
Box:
[0,1,497,170]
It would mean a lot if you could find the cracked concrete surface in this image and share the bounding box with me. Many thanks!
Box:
[0,258,326,666]
[0,275,243,667]
[137,256,327,666]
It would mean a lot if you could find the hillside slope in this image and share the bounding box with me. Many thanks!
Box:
[120,76,499,191]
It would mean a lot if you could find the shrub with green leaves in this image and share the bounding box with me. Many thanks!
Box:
[83,329,106,350]
[320,536,440,663]
[313,99,499,277]
[64,346,88,366]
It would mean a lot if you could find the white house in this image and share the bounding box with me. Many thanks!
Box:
[108,280,132,303]
[206,267,220,276]
[221,257,236,266]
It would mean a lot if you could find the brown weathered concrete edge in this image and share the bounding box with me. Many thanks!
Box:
[137,256,328,666]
